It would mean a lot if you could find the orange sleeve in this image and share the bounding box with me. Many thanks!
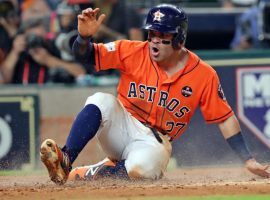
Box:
[94,40,144,72]
[200,71,234,124]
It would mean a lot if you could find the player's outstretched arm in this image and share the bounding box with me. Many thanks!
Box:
[245,158,270,178]
[77,8,106,38]
[218,115,270,178]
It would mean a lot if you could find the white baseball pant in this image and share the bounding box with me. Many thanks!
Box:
[85,92,172,180]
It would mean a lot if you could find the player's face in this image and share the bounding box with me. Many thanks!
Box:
[148,30,175,62]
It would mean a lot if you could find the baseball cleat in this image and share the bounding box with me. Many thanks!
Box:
[68,158,116,181]
[40,139,71,185]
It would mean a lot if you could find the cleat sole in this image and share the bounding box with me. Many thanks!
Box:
[40,139,67,185]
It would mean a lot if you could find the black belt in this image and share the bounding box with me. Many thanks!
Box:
[150,127,163,143]
[141,122,163,143]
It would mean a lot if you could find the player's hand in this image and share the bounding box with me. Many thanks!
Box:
[77,8,106,38]
[245,158,270,178]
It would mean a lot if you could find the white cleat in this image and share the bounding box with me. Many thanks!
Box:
[68,158,116,181]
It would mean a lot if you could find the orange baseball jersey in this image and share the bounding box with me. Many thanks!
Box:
[94,40,234,141]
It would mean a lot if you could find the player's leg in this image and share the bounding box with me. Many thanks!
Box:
[123,124,172,180]
[68,92,134,181]
[40,92,130,184]
[68,113,172,181]
[68,133,172,181]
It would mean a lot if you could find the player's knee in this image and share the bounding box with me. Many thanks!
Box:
[127,164,163,180]
[86,92,112,104]
[85,92,117,112]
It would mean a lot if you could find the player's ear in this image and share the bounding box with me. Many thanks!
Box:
[177,43,183,49]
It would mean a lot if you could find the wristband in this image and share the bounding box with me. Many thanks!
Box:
[76,34,92,44]
[226,132,253,162]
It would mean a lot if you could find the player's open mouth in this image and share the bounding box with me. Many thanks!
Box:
[151,47,160,57]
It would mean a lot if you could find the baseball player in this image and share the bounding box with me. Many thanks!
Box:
[40,4,270,185]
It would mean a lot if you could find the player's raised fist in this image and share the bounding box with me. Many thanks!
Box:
[77,8,106,38]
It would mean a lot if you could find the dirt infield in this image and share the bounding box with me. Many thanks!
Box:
[1,166,270,200]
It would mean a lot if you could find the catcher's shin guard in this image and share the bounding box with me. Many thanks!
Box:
[40,139,71,185]
[68,158,129,181]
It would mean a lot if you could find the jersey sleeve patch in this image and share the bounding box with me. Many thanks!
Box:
[218,84,226,101]
[104,42,116,52]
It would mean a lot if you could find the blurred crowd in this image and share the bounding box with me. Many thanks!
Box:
[0,0,144,85]
[230,0,270,50]
[0,0,269,85]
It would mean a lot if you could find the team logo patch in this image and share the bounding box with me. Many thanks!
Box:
[104,42,116,52]
[218,84,226,101]
[153,10,165,22]
[181,86,192,97]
